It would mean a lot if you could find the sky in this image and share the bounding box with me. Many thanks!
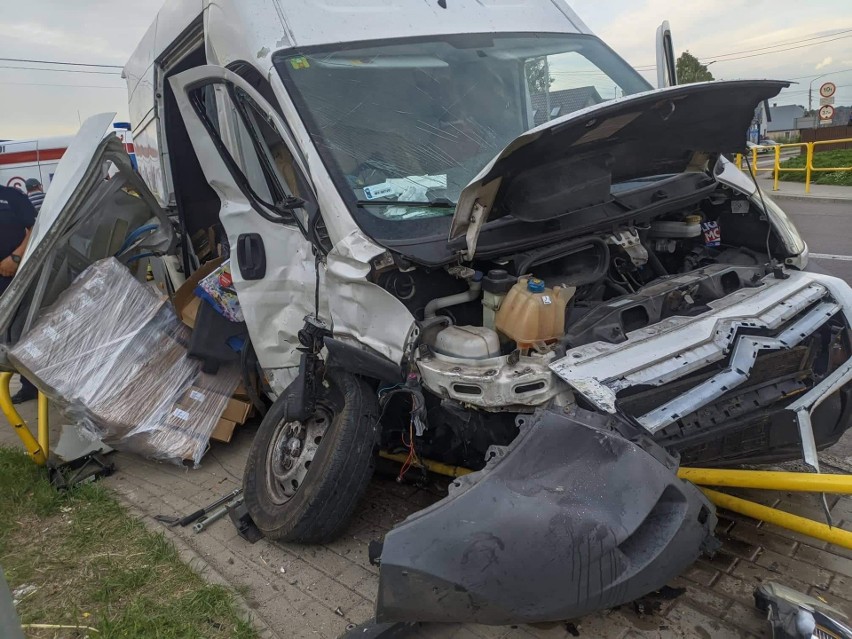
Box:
[0,0,851,139]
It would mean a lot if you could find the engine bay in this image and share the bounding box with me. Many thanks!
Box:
[372,183,799,469]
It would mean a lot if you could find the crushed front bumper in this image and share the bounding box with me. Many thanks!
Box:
[374,409,716,625]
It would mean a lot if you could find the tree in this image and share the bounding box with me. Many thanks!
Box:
[676,51,714,84]
[527,57,554,93]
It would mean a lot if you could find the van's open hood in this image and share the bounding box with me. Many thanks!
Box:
[450,80,789,259]
[0,113,173,369]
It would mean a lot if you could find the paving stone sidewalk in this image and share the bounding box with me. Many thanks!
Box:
[4,384,852,639]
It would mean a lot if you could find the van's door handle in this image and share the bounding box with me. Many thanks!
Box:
[237,233,266,280]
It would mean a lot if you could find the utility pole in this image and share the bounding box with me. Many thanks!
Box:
[808,74,826,128]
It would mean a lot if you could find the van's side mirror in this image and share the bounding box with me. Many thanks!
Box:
[655,21,677,88]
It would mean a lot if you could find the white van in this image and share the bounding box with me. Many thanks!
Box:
[4,0,852,629]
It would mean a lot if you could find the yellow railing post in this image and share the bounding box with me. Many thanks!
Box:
[772,145,781,191]
[805,142,813,193]
[735,153,742,170]
[37,390,49,455]
[0,372,47,466]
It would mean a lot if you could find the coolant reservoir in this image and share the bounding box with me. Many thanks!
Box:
[495,276,574,348]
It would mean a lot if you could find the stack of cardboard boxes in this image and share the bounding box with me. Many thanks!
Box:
[172,257,255,446]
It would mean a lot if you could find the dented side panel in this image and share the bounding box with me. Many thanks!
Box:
[325,232,415,366]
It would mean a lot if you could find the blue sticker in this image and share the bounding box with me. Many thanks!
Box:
[362,183,398,200]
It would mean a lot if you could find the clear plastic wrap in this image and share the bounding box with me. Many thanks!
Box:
[9,257,239,466]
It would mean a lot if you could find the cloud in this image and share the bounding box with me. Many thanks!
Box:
[1,22,114,59]
[815,57,833,70]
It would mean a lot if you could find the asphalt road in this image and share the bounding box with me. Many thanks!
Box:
[783,198,852,283]
[782,198,852,461]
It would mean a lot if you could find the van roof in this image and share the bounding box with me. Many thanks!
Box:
[125,0,591,97]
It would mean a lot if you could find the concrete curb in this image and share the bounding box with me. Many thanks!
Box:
[769,193,852,205]
[119,499,282,639]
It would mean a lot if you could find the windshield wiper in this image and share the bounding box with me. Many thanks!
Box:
[357,198,456,208]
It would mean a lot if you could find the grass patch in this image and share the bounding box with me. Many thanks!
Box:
[0,447,256,639]
[779,149,852,186]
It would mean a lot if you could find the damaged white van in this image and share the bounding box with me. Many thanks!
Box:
[3,0,852,629]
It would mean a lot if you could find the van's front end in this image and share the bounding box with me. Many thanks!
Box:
[249,8,852,624]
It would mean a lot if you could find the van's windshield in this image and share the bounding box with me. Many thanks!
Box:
[274,33,651,239]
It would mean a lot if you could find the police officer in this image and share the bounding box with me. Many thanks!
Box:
[0,185,38,403]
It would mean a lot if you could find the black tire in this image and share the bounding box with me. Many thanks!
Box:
[243,369,379,543]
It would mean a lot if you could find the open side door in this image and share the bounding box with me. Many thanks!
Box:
[168,65,323,376]
[655,21,678,88]
[0,113,174,368]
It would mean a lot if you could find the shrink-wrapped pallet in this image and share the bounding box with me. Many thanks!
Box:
[9,258,239,466]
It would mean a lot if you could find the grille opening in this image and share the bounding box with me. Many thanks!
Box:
[720,271,741,294]
[453,384,482,395]
[515,381,546,394]
[621,305,650,334]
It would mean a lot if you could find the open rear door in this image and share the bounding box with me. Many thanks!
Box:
[0,113,174,369]
[167,66,321,381]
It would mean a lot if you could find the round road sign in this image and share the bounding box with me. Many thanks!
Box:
[819,104,835,121]
[820,82,837,99]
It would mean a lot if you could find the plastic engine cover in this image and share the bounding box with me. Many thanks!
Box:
[434,325,501,359]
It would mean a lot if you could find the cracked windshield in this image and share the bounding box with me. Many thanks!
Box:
[275,34,650,228]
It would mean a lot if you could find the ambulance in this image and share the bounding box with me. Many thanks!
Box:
[0,123,137,192]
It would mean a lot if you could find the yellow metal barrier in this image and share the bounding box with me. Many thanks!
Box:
[0,372,48,466]
[678,467,852,493]
[807,137,852,193]
[736,137,852,193]
[378,450,852,549]
[701,488,852,550]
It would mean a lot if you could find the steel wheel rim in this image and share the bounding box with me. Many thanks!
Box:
[265,405,331,505]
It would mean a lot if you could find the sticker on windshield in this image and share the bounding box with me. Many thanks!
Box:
[362,183,398,200]
[288,56,311,70]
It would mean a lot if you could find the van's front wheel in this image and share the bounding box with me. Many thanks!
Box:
[243,370,378,543]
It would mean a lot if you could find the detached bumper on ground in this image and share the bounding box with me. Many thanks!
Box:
[374,408,716,625]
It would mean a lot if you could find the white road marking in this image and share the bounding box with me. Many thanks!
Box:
[810,253,852,262]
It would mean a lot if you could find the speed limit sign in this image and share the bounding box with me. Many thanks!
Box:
[819,82,837,99]
[819,104,835,121]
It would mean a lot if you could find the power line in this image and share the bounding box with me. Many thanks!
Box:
[0,65,121,75]
[778,83,851,96]
[0,56,123,69]
[787,67,852,81]
[627,27,852,69]
[700,34,852,64]
[2,81,125,90]
[700,28,852,60]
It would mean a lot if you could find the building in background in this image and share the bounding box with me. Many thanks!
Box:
[762,103,805,141]
[530,86,603,127]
